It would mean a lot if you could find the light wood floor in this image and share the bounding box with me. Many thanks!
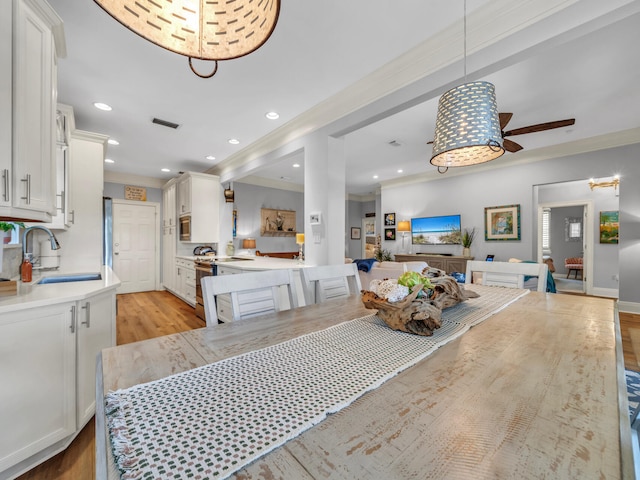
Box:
[16,291,639,479]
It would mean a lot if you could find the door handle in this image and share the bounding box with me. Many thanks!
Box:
[2,169,8,202]
[70,305,76,333]
[114,242,119,255]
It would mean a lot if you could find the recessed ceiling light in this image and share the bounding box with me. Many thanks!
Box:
[397,169,403,173]
[292,163,300,168]
[94,102,112,111]
[205,155,216,161]
[265,111,279,120]
[161,168,170,172]
[373,175,379,179]
[228,138,240,145]
[104,158,115,163]
[108,138,119,145]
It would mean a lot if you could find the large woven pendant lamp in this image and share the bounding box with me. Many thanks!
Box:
[430,1,504,173]
[94,0,280,78]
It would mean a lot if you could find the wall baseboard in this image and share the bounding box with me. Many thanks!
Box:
[619,301,640,314]
[591,287,619,299]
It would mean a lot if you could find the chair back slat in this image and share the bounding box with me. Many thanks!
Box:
[465,261,548,292]
[301,264,362,304]
[201,269,298,326]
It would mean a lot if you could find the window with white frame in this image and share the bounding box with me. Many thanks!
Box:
[542,208,551,255]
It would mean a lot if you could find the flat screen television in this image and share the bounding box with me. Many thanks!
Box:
[411,214,462,245]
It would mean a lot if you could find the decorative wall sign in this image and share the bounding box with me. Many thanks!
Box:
[484,204,521,241]
[261,208,296,236]
[599,211,619,244]
[124,185,147,201]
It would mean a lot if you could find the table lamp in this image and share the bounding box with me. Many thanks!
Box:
[397,220,411,252]
[242,238,256,255]
[296,233,305,263]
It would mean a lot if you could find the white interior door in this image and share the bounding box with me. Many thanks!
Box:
[113,200,159,293]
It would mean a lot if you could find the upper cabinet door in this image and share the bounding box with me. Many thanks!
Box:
[12,0,56,215]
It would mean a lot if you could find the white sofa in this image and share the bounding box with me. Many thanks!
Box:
[357,261,428,290]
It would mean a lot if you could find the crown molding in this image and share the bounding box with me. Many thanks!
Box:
[104,171,166,189]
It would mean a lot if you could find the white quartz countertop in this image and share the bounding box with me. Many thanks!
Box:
[0,266,121,314]
[214,256,313,270]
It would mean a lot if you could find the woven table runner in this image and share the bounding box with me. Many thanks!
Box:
[106,285,528,479]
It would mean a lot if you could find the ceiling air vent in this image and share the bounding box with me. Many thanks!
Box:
[388,140,402,147]
[152,117,180,129]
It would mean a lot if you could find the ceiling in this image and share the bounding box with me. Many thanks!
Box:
[49,1,640,196]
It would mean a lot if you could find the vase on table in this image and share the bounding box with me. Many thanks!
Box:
[463,247,471,257]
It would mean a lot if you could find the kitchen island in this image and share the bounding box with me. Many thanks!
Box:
[0,266,120,480]
[96,289,633,479]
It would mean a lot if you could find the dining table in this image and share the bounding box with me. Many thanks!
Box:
[96,287,633,479]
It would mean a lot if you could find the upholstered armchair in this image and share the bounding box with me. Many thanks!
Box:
[564,257,583,279]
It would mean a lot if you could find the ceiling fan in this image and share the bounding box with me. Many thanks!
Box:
[427,113,576,152]
[498,113,575,152]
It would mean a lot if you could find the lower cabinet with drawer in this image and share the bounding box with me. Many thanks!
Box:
[174,257,196,307]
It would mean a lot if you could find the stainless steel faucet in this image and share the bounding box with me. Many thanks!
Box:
[22,225,61,260]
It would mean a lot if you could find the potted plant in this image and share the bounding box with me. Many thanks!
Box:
[0,221,24,244]
[374,246,393,262]
[461,227,475,257]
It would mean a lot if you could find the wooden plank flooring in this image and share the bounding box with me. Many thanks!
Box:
[15,291,638,480]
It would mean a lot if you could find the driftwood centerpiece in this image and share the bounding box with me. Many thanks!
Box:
[362,276,480,336]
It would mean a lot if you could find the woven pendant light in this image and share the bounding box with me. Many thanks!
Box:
[95,0,280,78]
[430,81,504,169]
[429,0,504,172]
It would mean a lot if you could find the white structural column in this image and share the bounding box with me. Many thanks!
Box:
[304,133,346,266]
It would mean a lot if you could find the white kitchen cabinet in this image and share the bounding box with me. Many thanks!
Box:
[0,302,76,475]
[76,290,116,428]
[174,257,196,306]
[162,226,176,292]
[177,172,220,244]
[0,0,65,222]
[163,181,176,228]
[162,180,177,293]
[177,175,192,216]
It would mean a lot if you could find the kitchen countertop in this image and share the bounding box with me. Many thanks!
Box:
[0,266,121,314]
[213,256,313,270]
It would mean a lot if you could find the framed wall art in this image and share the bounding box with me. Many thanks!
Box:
[484,204,521,241]
[260,208,296,236]
[384,213,395,226]
[599,211,619,244]
[351,227,361,240]
[385,228,396,241]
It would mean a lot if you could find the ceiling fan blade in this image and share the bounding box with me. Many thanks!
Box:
[503,138,523,153]
[499,112,513,130]
[504,118,575,137]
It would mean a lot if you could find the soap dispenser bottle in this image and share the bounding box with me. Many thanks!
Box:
[21,255,32,283]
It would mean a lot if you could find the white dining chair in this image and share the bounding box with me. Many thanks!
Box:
[300,263,362,305]
[201,269,299,326]
[465,260,548,292]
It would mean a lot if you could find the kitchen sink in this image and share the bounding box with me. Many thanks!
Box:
[37,273,102,284]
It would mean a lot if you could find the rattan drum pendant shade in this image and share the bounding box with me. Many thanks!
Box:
[430,81,504,169]
[94,0,280,78]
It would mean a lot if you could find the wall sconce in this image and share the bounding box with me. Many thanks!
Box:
[224,185,234,203]
[589,176,620,190]
[242,238,256,255]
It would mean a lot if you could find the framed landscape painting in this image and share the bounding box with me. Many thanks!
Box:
[599,211,619,244]
[485,204,521,241]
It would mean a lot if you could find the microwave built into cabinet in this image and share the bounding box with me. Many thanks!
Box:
[179,215,191,241]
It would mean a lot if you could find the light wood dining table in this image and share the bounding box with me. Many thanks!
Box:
[96,290,633,479]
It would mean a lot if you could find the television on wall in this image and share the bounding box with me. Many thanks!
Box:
[411,214,462,245]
